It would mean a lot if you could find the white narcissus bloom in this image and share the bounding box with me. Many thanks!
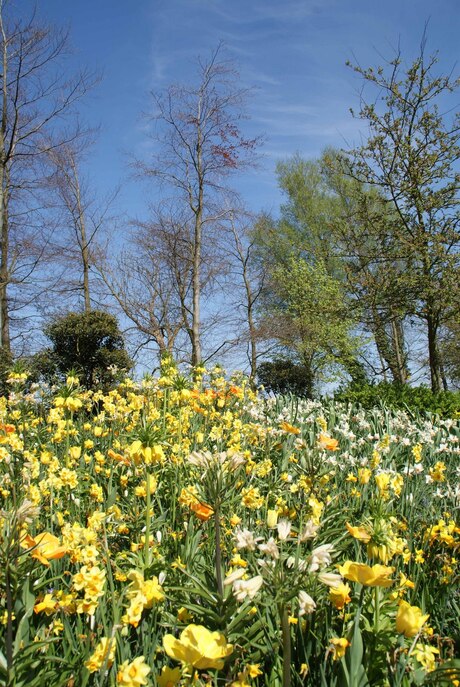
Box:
[277,519,291,541]
[317,571,343,587]
[258,537,280,559]
[234,528,262,551]
[224,568,246,586]
[299,520,319,542]
[187,450,213,467]
[298,591,316,616]
[309,544,334,572]
[233,575,263,602]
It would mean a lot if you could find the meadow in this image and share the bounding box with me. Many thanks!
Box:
[0,358,459,686]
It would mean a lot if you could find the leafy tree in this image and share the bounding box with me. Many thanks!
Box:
[345,40,460,391]
[321,150,411,384]
[38,310,132,389]
[262,256,360,392]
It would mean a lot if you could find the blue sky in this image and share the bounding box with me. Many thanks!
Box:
[22,0,460,219]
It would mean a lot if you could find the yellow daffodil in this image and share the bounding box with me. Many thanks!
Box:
[330,637,350,660]
[116,656,150,686]
[85,637,116,673]
[329,583,351,610]
[396,600,429,637]
[414,643,439,672]
[22,532,67,566]
[346,522,371,543]
[338,561,394,587]
[163,624,233,670]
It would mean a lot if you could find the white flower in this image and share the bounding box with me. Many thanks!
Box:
[224,568,246,586]
[258,537,280,559]
[299,520,319,542]
[309,544,334,572]
[318,571,343,587]
[298,591,316,616]
[277,519,291,541]
[233,575,263,601]
[234,528,262,551]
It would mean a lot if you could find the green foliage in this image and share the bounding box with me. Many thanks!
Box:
[334,382,460,418]
[270,257,360,386]
[0,347,13,396]
[37,310,132,390]
[257,358,314,397]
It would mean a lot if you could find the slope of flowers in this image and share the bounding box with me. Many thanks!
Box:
[0,359,459,686]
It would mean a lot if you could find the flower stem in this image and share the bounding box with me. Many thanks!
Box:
[281,605,291,687]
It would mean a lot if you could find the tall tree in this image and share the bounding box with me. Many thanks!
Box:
[47,137,117,313]
[0,1,93,352]
[345,40,460,391]
[136,45,259,366]
[322,151,411,384]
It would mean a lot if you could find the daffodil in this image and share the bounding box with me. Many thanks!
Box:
[396,600,429,637]
[163,624,233,670]
[21,532,67,566]
[116,656,150,686]
[338,561,394,587]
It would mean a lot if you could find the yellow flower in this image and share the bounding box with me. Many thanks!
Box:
[317,433,339,451]
[266,509,278,528]
[338,561,394,587]
[414,644,439,672]
[280,421,301,435]
[375,472,391,498]
[396,600,429,637]
[346,523,371,543]
[163,624,233,670]
[116,656,150,686]
[329,583,351,610]
[21,532,67,566]
[157,666,182,687]
[358,468,371,484]
[330,637,350,660]
[85,637,116,673]
[33,593,57,615]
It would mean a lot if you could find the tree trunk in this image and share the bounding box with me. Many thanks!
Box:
[390,315,409,384]
[191,206,202,367]
[426,311,442,393]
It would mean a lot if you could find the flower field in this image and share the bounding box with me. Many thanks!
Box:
[1,360,459,686]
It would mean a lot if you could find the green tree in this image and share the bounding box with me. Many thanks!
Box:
[38,310,132,390]
[263,256,359,392]
[345,41,460,391]
[321,150,411,384]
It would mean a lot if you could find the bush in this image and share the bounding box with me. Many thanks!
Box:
[333,382,460,418]
[33,310,132,390]
[257,358,314,398]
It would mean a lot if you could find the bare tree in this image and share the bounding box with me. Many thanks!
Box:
[0,1,94,351]
[46,136,118,313]
[135,44,259,366]
[99,201,228,365]
[226,212,266,381]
